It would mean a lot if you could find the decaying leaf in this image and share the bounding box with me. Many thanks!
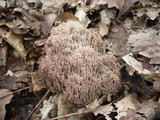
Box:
[93,103,113,120]
[105,24,130,56]
[119,0,154,16]
[0,27,27,58]
[132,7,160,20]
[97,9,116,36]
[75,6,91,27]
[138,100,160,120]
[41,0,65,13]
[41,13,57,35]
[0,43,8,66]
[0,89,13,120]
[31,72,46,91]
[97,0,126,10]
[40,95,58,120]
[122,53,148,74]
[128,28,160,64]
[115,93,140,120]
[93,94,141,120]
[0,0,6,8]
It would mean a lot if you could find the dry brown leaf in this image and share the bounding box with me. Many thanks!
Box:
[31,72,46,91]
[97,9,116,36]
[119,0,154,16]
[41,13,57,35]
[93,103,113,120]
[0,89,13,120]
[105,24,130,56]
[0,19,8,26]
[93,94,141,120]
[132,7,160,20]
[97,0,125,10]
[75,6,91,27]
[115,94,140,120]
[122,53,143,73]
[0,27,27,58]
[0,0,6,8]
[138,100,160,120]
[34,38,47,46]
[41,0,65,13]
[0,44,8,66]
[128,29,160,64]
[40,95,58,120]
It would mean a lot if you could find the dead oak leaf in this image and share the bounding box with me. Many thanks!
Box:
[128,29,160,64]
[0,89,13,120]
[119,0,154,16]
[97,0,126,10]
[0,27,27,58]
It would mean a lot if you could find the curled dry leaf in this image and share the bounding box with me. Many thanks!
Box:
[0,0,6,8]
[0,89,13,120]
[40,95,58,120]
[119,0,154,16]
[122,53,147,74]
[93,94,141,120]
[138,100,160,120]
[128,29,160,64]
[75,6,91,27]
[105,24,130,56]
[0,44,8,66]
[97,9,116,36]
[41,13,57,35]
[0,27,27,58]
[97,0,126,10]
[115,94,140,120]
[93,103,113,120]
[41,0,65,13]
[132,7,160,20]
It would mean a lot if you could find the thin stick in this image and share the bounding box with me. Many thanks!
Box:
[49,109,122,120]
[49,111,89,120]
[0,86,30,99]
[25,89,51,120]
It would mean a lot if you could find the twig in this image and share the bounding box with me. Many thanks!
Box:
[48,111,89,120]
[0,86,30,99]
[25,89,51,120]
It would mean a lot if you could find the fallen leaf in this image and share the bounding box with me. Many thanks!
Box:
[119,0,154,16]
[93,103,113,120]
[132,7,160,20]
[41,0,65,13]
[40,95,58,120]
[115,93,140,120]
[0,89,13,120]
[128,29,160,64]
[75,6,91,27]
[93,94,141,120]
[0,0,6,8]
[122,53,144,73]
[105,24,130,56]
[31,72,46,91]
[5,70,14,77]
[41,13,57,35]
[138,100,160,120]
[0,43,8,66]
[97,0,126,10]
[34,38,47,46]
[55,12,78,25]
[97,9,116,36]
[0,27,27,58]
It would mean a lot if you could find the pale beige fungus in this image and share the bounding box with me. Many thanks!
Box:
[38,20,121,107]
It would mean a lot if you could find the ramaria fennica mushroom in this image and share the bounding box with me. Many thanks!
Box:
[38,20,121,107]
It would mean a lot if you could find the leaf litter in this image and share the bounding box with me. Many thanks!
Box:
[0,0,160,120]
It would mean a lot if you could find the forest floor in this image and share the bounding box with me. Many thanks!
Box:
[0,0,160,120]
